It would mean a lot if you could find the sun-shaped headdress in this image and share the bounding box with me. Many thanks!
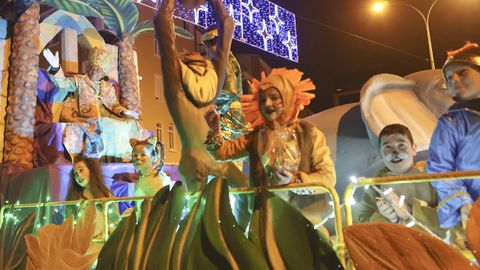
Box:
[240,68,316,128]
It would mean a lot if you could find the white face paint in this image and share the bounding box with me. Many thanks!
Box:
[383,152,410,162]
[380,133,416,174]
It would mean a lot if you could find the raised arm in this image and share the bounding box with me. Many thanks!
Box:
[153,0,181,102]
[209,0,234,94]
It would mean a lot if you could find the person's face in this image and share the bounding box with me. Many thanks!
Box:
[444,63,480,101]
[380,133,416,174]
[73,161,90,188]
[260,87,284,123]
[133,144,154,173]
[88,64,106,82]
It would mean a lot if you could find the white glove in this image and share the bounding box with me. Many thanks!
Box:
[376,199,398,223]
[122,110,139,120]
[43,48,60,69]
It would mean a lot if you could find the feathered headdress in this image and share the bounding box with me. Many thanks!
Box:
[240,68,316,128]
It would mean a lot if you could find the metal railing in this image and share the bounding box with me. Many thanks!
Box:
[343,170,480,227]
[6,171,479,268]
[0,182,345,267]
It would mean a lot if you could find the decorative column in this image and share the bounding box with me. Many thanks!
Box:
[3,3,40,173]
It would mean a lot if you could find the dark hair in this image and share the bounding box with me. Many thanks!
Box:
[66,156,113,201]
[378,124,414,146]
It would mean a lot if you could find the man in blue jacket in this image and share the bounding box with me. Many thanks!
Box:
[427,42,480,246]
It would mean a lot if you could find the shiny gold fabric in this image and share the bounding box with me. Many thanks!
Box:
[207,120,336,223]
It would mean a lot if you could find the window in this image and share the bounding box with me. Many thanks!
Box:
[168,123,176,151]
[154,73,164,102]
[156,122,163,144]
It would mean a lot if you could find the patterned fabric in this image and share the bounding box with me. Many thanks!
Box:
[49,67,134,158]
[88,46,116,74]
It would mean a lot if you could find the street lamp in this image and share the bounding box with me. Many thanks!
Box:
[372,0,439,70]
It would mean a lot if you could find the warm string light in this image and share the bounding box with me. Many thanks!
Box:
[134,0,299,62]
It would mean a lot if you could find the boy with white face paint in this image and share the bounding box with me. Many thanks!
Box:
[358,124,438,225]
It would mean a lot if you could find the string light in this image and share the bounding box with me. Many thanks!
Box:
[133,0,299,62]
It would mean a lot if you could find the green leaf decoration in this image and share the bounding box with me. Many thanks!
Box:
[249,189,343,270]
[96,211,136,269]
[344,223,476,270]
[174,27,194,40]
[170,191,207,269]
[0,211,36,270]
[95,0,139,37]
[132,19,194,40]
[97,184,186,270]
[39,0,102,18]
[133,183,186,269]
[199,178,269,269]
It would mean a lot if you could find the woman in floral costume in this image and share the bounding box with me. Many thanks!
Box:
[205,68,336,224]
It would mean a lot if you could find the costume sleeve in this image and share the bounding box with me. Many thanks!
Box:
[205,132,251,161]
[427,115,473,228]
[48,67,77,93]
[100,82,128,116]
[153,0,182,104]
[209,0,234,93]
[298,127,336,188]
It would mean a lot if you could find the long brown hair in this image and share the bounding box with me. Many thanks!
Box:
[66,156,113,201]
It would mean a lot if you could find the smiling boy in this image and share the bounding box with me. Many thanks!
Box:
[358,124,437,224]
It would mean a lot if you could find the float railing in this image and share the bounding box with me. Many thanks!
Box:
[0,182,345,267]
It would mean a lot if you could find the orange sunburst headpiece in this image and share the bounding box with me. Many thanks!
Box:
[240,68,316,128]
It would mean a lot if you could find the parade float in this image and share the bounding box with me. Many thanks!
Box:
[0,0,479,269]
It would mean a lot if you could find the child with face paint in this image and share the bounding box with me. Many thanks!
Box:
[204,68,336,225]
[65,157,120,244]
[358,124,438,226]
[131,137,170,196]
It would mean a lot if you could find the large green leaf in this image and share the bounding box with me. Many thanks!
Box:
[95,0,139,37]
[200,178,269,269]
[97,184,186,270]
[96,211,136,270]
[249,190,343,270]
[131,183,186,270]
[0,211,36,270]
[39,0,102,18]
[132,19,194,40]
[170,191,207,269]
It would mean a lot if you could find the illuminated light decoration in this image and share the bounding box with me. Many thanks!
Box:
[193,4,209,25]
[241,0,259,23]
[256,19,273,50]
[269,4,284,35]
[282,31,298,62]
[133,0,299,62]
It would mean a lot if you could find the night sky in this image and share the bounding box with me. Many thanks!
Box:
[231,0,480,113]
